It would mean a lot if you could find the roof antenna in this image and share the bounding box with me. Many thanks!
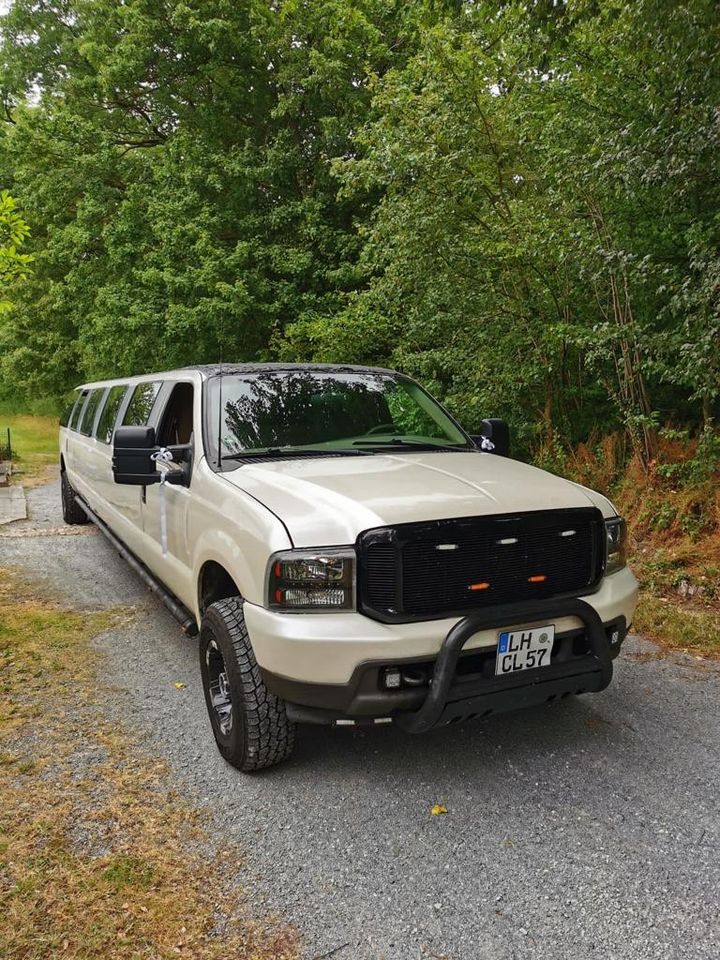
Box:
[217,352,223,470]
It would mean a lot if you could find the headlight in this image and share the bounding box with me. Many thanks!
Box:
[605,517,627,574]
[266,548,356,612]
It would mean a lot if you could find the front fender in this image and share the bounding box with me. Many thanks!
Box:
[189,464,292,621]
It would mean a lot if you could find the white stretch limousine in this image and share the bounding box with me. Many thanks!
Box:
[60,364,639,770]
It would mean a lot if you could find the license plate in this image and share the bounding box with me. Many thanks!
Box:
[495,624,555,676]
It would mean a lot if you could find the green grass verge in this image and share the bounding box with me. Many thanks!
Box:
[0,397,61,418]
[633,594,720,659]
[0,412,58,483]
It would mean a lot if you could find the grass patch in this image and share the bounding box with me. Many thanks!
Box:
[102,854,156,892]
[0,567,298,960]
[0,412,59,485]
[633,594,720,659]
[0,397,61,418]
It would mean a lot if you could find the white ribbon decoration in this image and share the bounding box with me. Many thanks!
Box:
[480,435,495,452]
[150,447,174,556]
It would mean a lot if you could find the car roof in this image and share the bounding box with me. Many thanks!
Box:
[181,363,399,377]
[75,363,400,390]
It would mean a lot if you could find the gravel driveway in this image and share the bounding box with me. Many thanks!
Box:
[4,477,719,960]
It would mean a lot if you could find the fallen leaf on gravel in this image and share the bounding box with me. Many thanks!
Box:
[174,682,186,689]
[431,804,447,816]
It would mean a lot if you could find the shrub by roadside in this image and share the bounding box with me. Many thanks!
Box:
[544,428,720,659]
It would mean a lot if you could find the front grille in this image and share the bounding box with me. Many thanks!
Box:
[357,508,605,622]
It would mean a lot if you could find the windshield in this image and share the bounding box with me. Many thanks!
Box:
[205,370,471,461]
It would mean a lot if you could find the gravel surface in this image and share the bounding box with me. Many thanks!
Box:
[5,476,720,959]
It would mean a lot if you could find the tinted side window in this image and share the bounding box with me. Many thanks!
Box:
[96,384,128,444]
[60,390,81,428]
[69,390,90,431]
[157,382,194,446]
[122,381,161,426]
[79,389,105,437]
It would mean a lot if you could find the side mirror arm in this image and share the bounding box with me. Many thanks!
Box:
[152,443,193,487]
[470,419,511,457]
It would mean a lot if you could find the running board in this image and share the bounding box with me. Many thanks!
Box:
[75,496,199,637]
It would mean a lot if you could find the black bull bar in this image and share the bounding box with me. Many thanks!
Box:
[394,598,613,734]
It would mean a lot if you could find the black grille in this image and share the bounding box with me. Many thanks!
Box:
[357,508,605,622]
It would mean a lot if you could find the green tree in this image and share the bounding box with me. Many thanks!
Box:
[284,0,719,458]
[0,189,32,313]
[0,0,717,455]
[0,0,441,400]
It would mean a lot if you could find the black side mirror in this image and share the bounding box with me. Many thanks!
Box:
[113,425,193,486]
[113,425,161,485]
[470,418,510,457]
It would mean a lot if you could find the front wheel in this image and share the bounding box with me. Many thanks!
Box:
[199,597,295,771]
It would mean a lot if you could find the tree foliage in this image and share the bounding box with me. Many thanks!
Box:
[0,0,717,457]
[0,189,32,314]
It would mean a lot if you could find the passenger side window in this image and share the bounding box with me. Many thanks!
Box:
[96,385,128,444]
[60,390,81,428]
[69,390,90,431]
[156,382,194,446]
[78,389,106,437]
[122,381,161,427]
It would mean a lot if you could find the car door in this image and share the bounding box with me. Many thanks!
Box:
[62,388,90,482]
[109,379,162,548]
[92,382,130,521]
[141,379,196,600]
[72,386,108,510]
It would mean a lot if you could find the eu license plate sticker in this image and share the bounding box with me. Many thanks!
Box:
[495,624,555,676]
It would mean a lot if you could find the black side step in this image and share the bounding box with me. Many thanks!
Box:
[75,496,199,637]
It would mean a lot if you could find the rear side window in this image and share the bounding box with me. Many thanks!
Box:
[78,389,105,437]
[60,391,81,428]
[122,381,161,427]
[69,390,90,431]
[96,385,128,444]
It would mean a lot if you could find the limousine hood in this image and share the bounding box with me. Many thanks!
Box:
[221,451,616,547]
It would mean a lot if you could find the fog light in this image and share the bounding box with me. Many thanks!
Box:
[383,668,402,689]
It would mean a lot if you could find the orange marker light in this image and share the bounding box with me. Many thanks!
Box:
[469,582,490,591]
[528,575,547,583]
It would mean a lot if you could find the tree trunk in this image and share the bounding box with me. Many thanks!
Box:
[586,199,657,468]
[703,394,714,429]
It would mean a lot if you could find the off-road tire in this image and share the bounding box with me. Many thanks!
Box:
[61,470,89,525]
[199,597,295,772]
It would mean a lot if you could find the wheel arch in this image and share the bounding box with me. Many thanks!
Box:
[198,560,242,615]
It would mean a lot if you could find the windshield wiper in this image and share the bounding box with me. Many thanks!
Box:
[221,447,371,462]
[352,437,470,452]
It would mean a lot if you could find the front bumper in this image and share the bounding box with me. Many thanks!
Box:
[245,568,638,730]
[265,608,625,728]
[394,598,613,732]
[244,566,638,684]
